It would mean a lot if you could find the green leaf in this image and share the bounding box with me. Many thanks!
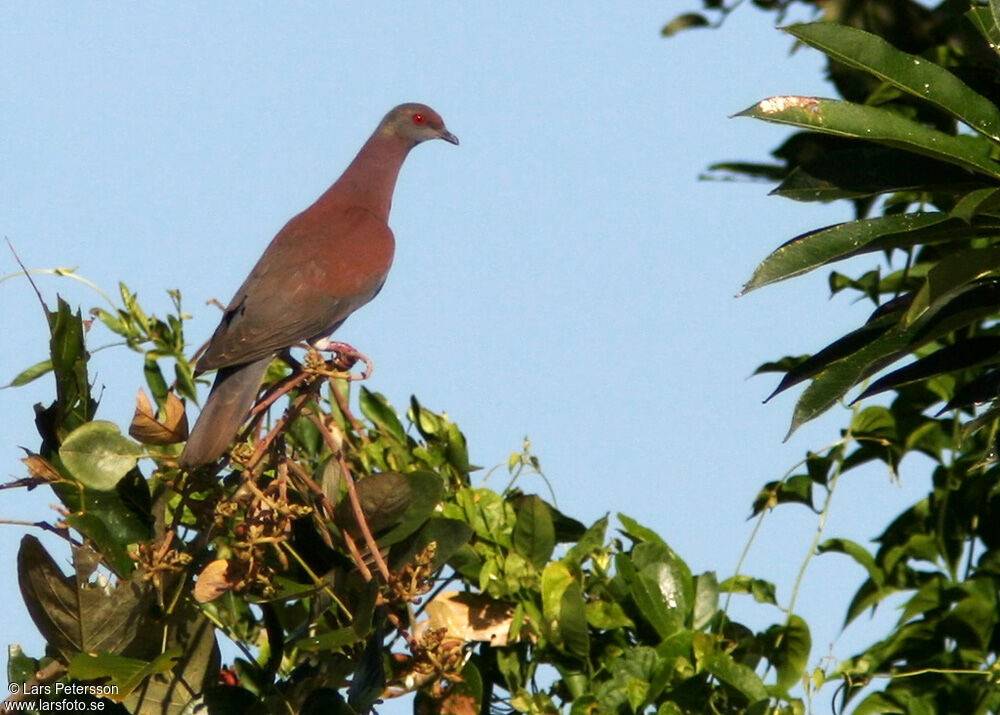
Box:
[764,312,899,401]
[662,13,709,37]
[409,395,441,437]
[335,470,443,546]
[358,388,407,443]
[558,580,591,660]
[617,513,667,545]
[764,615,811,694]
[719,575,778,605]
[700,648,768,702]
[905,246,1000,326]
[43,298,96,439]
[737,97,1000,178]
[742,212,950,294]
[541,561,573,627]
[772,148,978,202]
[632,541,694,617]
[786,320,928,435]
[585,599,635,630]
[143,355,168,406]
[17,536,154,662]
[59,421,143,491]
[389,517,474,572]
[513,495,556,569]
[751,475,815,514]
[5,359,53,388]
[818,538,883,587]
[785,23,1000,141]
[54,474,152,553]
[967,7,1000,57]
[853,337,1000,403]
[125,608,220,714]
[615,552,682,639]
[68,649,180,697]
[297,627,363,651]
[950,186,1000,222]
[542,561,590,657]
[564,514,608,567]
[6,645,38,691]
[692,572,719,629]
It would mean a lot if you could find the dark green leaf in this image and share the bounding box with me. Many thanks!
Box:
[967,7,1000,56]
[765,615,811,694]
[751,475,815,514]
[905,245,1000,325]
[937,368,1000,414]
[700,649,768,702]
[719,575,778,605]
[853,337,1000,403]
[513,495,556,569]
[818,538,883,587]
[765,313,900,402]
[565,515,608,567]
[742,212,950,294]
[737,97,1000,179]
[17,536,153,662]
[358,388,406,443]
[389,517,474,572]
[68,649,179,697]
[334,470,443,546]
[772,147,978,202]
[126,608,220,714]
[142,355,168,406]
[558,580,591,660]
[785,23,1000,141]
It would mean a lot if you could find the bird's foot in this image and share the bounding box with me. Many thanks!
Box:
[311,339,374,380]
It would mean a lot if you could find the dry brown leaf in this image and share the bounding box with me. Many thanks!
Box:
[419,591,514,647]
[21,453,63,483]
[193,559,235,603]
[440,693,478,715]
[128,388,189,445]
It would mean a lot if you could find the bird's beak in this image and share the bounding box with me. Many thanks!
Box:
[439,129,459,145]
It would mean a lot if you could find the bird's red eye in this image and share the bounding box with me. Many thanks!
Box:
[412,113,425,125]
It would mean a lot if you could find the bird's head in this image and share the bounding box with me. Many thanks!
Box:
[381,103,459,146]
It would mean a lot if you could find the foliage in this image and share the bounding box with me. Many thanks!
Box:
[4,284,811,714]
[669,0,1000,712]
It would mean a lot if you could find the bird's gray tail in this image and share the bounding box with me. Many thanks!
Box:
[178,356,273,469]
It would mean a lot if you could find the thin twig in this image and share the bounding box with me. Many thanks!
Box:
[0,518,80,545]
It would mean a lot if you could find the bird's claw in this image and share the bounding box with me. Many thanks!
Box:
[310,340,374,380]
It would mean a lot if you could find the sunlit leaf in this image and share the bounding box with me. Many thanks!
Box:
[738,97,1000,178]
[785,23,1000,141]
[742,212,950,294]
[59,421,143,491]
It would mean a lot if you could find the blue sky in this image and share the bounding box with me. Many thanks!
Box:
[1,3,929,710]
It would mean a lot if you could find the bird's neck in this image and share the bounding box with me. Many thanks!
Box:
[323,131,414,221]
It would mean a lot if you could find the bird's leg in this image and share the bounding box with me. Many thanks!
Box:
[311,338,374,379]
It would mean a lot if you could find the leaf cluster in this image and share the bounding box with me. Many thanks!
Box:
[673,1,1000,712]
[5,285,812,714]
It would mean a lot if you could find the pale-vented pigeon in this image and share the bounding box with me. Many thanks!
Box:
[178,103,458,468]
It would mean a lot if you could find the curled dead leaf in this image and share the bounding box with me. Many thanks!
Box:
[416,591,515,648]
[129,388,189,445]
[193,559,235,603]
[21,452,63,483]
